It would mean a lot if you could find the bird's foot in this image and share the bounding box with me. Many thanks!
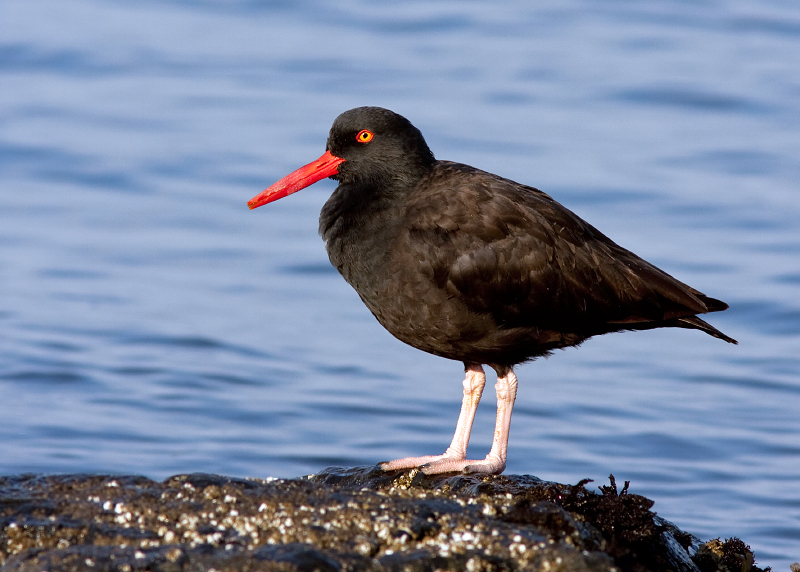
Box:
[421,455,505,475]
[381,453,505,475]
[380,454,454,471]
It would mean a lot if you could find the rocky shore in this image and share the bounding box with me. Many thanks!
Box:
[0,466,767,572]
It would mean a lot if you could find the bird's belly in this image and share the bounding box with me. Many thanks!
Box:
[354,275,570,365]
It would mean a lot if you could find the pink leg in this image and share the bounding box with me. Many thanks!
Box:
[420,367,518,475]
[381,364,486,471]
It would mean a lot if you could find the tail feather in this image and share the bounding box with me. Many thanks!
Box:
[676,315,738,344]
[695,293,729,313]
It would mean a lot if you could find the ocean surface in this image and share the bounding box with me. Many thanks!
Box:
[1,0,799,567]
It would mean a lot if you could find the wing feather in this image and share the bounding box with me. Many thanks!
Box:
[400,162,720,334]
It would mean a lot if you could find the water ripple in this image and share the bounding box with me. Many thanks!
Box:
[614,86,772,114]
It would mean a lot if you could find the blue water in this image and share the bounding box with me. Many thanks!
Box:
[1,0,799,566]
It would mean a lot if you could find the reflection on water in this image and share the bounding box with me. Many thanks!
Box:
[1,0,799,567]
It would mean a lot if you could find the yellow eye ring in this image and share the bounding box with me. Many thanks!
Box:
[356,129,374,143]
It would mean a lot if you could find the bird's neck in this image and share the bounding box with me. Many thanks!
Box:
[319,180,402,244]
[318,177,414,291]
[318,154,432,241]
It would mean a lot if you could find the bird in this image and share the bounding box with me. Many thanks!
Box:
[248,106,736,475]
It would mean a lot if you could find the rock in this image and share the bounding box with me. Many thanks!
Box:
[0,467,765,572]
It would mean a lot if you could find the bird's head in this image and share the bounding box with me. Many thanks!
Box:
[248,107,434,209]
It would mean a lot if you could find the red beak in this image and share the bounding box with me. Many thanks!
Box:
[248,150,346,210]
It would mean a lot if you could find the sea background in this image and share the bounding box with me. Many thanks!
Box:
[1,0,798,567]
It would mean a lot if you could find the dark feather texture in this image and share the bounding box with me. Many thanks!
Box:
[318,108,735,367]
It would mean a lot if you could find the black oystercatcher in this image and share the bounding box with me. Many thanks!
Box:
[248,107,736,475]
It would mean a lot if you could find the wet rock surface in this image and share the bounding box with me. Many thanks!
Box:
[0,466,764,572]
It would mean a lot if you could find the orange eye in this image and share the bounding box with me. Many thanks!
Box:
[356,129,374,143]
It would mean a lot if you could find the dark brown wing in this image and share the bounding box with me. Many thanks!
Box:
[402,161,735,343]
